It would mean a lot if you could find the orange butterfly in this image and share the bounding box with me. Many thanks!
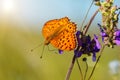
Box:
[42,17,77,51]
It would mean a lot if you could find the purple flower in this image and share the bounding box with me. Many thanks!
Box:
[74,31,101,61]
[58,49,63,54]
[76,31,82,46]
[91,34,101,61]
[74,31,83,57]
[92,52,96,62]
[74,49,83,57]
[98,23,120,46]
[93,34,101,51]
[113,30,120,45]
[97,23,108,42]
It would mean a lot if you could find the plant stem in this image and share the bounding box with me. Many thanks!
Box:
[88,45,106,80]
[65,55,76,80]
[76,59,83,80]
[65,9,99,80]
[80,0,94,31]
[84,60,88,80]
[82,9,99,35]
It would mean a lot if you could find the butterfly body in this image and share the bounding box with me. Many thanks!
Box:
[42,17,77,51]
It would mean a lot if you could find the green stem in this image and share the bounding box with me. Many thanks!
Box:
[88,45,106,80]
[76,59,83,80]
[65,55,76,80]
[65,9,99,80]
[80,0,94,31]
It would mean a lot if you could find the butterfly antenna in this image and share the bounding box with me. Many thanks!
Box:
[80,0,94,31]
[40,45,45,59]
[31,43,43,52]
[83,57,88,80]
[76,58,83,80]
[88,45,106,80]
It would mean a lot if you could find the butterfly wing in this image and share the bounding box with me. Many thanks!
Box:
[50,30,76,51]
[42,17,71,44]
[42,19,60,39]
[42,17,77,51]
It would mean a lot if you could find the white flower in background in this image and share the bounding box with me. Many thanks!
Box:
[109,60,120,75]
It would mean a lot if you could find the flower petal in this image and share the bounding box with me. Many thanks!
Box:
[76,31,82,46]
[76,31,81,37]
[113,40,120,46]
[92,52,96,62]
[94,34,101,49]
[114,30,120,36]
[58,49,63,54]
[74,50,83,57]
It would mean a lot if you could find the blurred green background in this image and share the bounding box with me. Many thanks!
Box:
[0,0,120,80]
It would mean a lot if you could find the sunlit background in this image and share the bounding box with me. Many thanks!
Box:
[0,0,120,80]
